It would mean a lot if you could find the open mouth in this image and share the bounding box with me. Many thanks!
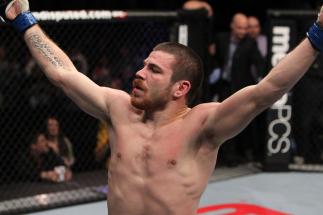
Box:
[133,85,143,91]
[132,79,145,91]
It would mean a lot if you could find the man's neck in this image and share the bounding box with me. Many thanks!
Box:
[141,103,190,128]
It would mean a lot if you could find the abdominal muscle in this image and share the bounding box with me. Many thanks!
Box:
[107,150,210,215]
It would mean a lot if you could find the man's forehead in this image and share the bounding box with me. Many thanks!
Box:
[145,51,176,66]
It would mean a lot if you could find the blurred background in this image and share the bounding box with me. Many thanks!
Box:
[30,0,321,31]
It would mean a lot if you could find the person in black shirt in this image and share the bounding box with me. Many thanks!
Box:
[30,133,72,182]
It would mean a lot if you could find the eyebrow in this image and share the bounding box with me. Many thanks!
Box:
[144,60,163,72]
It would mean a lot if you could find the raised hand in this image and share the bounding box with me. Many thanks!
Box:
[307,5,323,52]
[2,0,37,32]
[1,0,28,20]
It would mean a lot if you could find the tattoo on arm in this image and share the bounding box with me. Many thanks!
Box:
[28,34,64,68]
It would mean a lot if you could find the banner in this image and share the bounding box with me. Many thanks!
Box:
[264,19,297,171]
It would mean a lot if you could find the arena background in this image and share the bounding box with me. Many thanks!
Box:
[28,0,322,31]
[0,0,323,214]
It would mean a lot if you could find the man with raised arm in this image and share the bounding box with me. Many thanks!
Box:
[3,0,323,214]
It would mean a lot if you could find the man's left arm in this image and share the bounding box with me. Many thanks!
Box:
[205,37,318,146]
[203,7,323,145]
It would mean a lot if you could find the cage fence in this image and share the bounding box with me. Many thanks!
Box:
[0,9,210,214]
[0,7,323,215]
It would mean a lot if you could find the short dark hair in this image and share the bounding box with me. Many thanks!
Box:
[153,42,204,106]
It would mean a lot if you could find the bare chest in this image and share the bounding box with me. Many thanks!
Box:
[110,123,195,176]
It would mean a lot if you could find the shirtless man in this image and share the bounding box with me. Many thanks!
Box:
[4,1,323,214]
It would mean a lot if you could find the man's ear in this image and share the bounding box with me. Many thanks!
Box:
[173,80,191,98]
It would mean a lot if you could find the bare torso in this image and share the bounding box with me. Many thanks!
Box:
[107,96,219,215]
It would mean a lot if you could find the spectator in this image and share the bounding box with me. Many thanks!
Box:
[247,15,268,162]
[24,56,58,109]
[210,13,265,166]
[70,48,89,76]
[211,13,265,96]
[45,116,75,168]
[91,55,111,86]
[248,16,267,58]
[30,133,72,182]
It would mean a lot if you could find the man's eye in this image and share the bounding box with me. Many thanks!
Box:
[148,66,155,72]
[151,68,160,73]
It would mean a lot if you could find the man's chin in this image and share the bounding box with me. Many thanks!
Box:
[130,98,146,110]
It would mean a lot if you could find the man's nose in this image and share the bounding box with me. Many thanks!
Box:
[135,67,146,79]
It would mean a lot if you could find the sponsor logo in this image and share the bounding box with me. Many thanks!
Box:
[268,94,292,154]
[267,26,292,155]
[33,10,128,22]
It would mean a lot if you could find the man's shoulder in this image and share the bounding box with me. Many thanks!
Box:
[192,102,220,110]
[104,88,133,119]
[103,87,129,98]
[104,88,131,106]
[188,102,220,119]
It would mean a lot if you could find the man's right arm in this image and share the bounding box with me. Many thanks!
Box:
[3,0,125,121]
[23,25,121,120]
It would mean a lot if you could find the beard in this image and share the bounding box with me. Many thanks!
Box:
[131,84,171,111]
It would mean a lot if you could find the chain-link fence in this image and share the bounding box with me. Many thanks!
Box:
[0,10,210,214]
[3,7,322,215]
